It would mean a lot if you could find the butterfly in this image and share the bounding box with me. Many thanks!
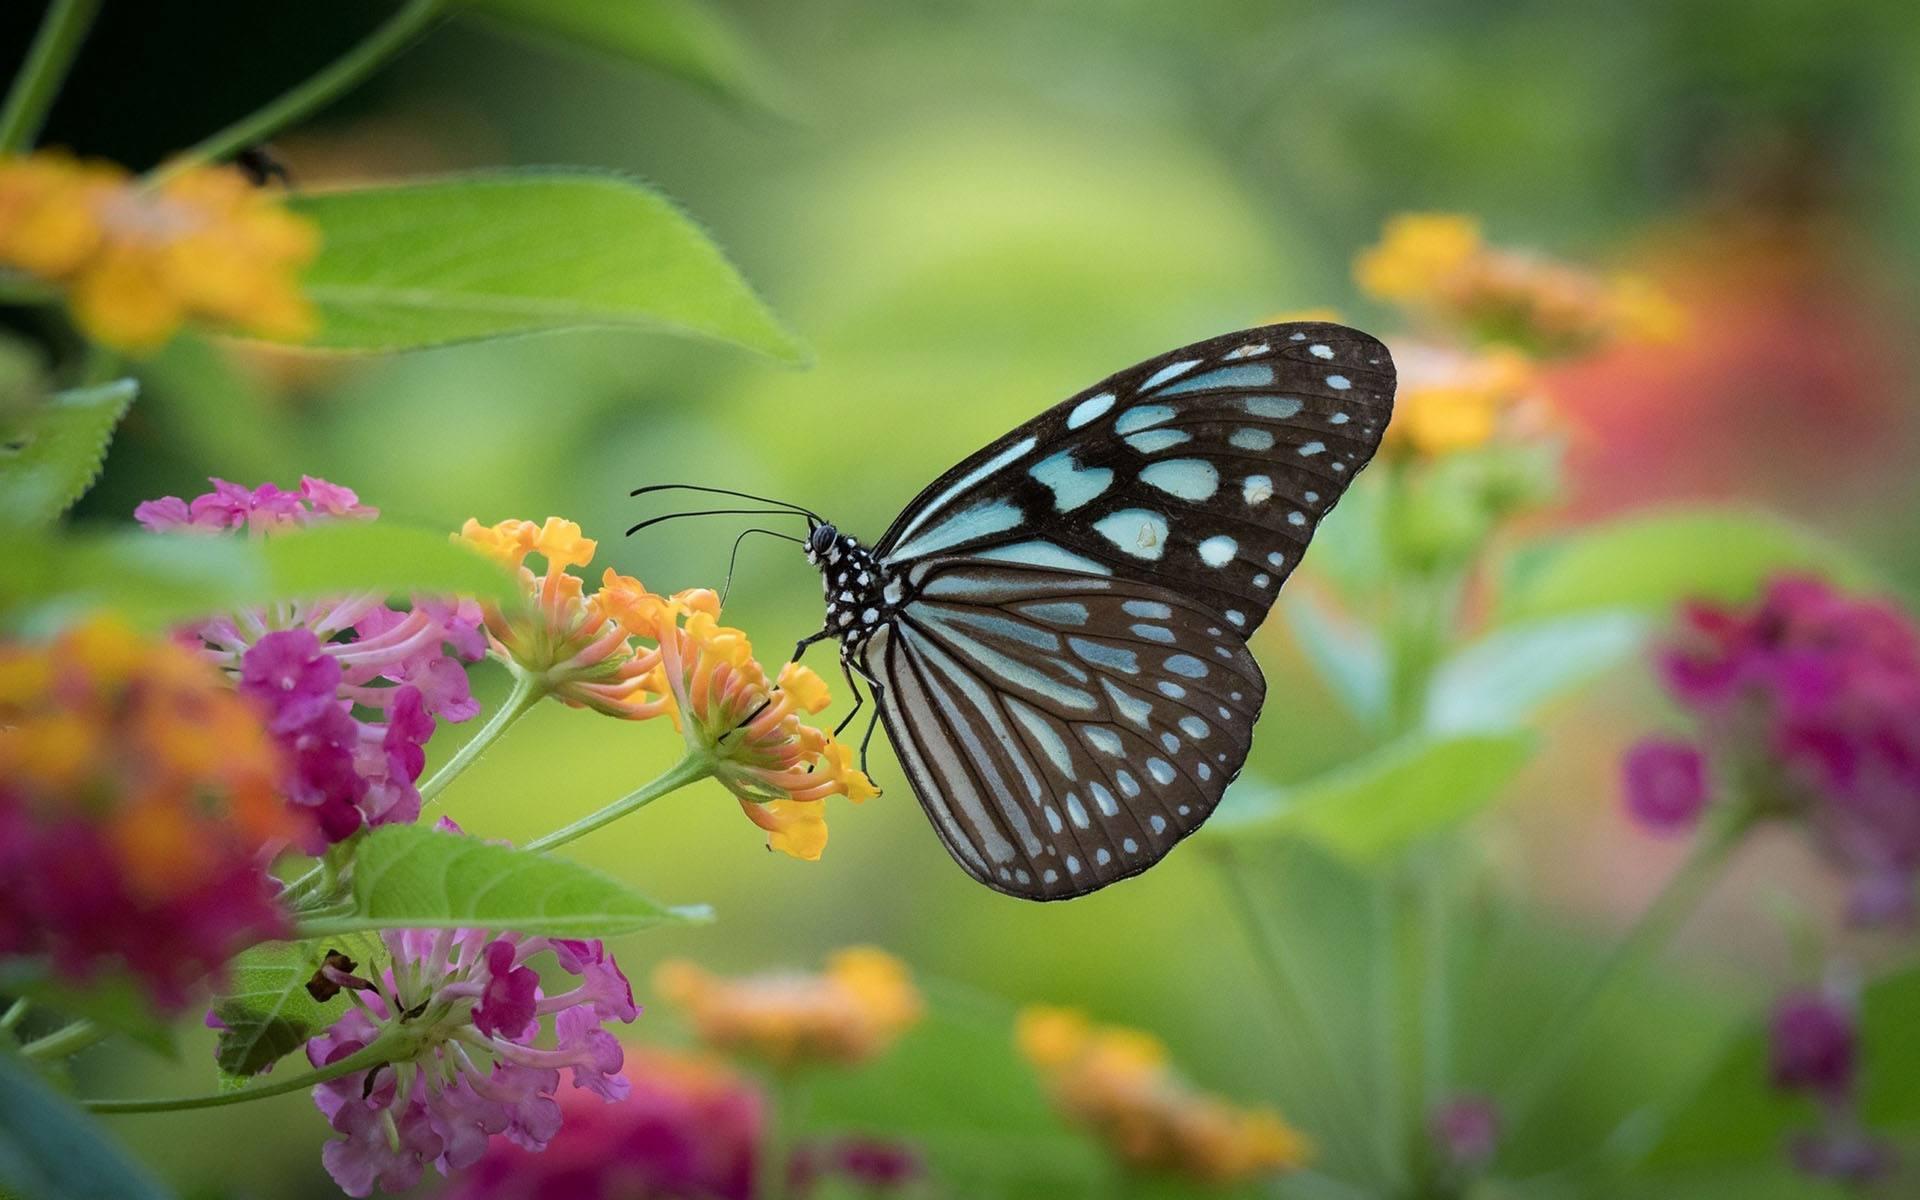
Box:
[637,322,1393,900]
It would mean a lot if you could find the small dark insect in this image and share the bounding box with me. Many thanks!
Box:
[233,144,292,188]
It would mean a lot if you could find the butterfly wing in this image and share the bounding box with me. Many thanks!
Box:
[872,321,1395,636]
[859,560,1265,899]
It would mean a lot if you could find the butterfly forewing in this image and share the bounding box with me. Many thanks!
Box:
[873,322,1394,637]
[862,560,1265,899]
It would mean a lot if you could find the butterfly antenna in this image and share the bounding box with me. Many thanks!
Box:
[624,508,812,537]
[630,484,823,525]
[720,527,803,606]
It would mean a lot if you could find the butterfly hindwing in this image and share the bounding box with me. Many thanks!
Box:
[860,560,1266,900]
[872,321,1394,638]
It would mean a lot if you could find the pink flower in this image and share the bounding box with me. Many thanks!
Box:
[1620,738,1710,835]
[138,477,485,844]
[306,927,639,1197]
[1769,989,1856,1101]
[1428,1095,1501,1169]
[1630,576,1920,923]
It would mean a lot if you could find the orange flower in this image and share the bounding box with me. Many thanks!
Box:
[653,948,923,1069]
[0,617,296,1008]
[457,517,671,721]
[1017,1006,1310,1185]
[1382,342,1542,459]
[1355,212,1682,356]
[0,152,317,351]
[599,582,880,861]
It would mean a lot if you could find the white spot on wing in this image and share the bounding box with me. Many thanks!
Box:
[1115,405,1175,434]
[1139,360,1200,390]
[1197,535,1237,568]
[1327,374,1352,390]
[1094,509,1169,560]
[1242,474,1272,505]
[1246,396,1304,419]
[1230,428,1275,451]
[1029,450,1113,512]
[1140,458,1220,500]
[1125,429,1192,455]
[1067,393,1115,429]
[1309,344,1333,359]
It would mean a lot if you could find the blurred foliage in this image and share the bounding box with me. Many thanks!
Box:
[3,0,1918,1196]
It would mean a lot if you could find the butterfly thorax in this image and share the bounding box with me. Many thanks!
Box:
[803,524,895,658]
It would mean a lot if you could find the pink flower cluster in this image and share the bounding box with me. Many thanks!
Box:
[1769,982,1893,1183]
[1622,576,1920,923]
[138,477,485,844]
[307,925,639,1197]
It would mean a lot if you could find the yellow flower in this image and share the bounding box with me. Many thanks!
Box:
[456,517,669,721]
[1354,213,1484,305]
[606,580,880,860]
[1018,1005,1310,1185]
[1383,342,1540,459]
[653,947,923,1069]
[0,152,318,351]
[1355,212,1683,355]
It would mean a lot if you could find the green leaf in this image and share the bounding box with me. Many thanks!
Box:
[1503,507,1875,623]
[1643,967,1920,1172]
[1424,610,1648,733]
[1280,590,1388,727]
[0,522,516,630]
[0,379,137,527]
[0,962,175,1058]
[323,825,712,938]
[0,1051,175,1200]
[288,172,805,361]
[457,0,786,111]
[1205,732,1537,860]
[208,938,369,1078]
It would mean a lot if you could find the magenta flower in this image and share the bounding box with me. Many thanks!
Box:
[1428,1094,1501,1169]
[1767,980,1896,1185]
[1770,989,1856,1100]
[1621,739,1710,835]
[1624,576,1920,923]
[306,927,640,1197]
[138,477,485,844]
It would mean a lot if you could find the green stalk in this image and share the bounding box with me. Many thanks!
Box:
[19,1018,106,1061]
[758,1070,810,1200]
[524,752,716,854]
[0,0,100,153]
[1213,851,1390,1184]
[86,1031,403,1114]
[146,0,446,183]
[1501,804,1757,1132]
[0,998,29,1036]
[419,670,548,807]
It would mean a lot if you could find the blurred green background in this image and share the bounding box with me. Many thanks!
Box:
[9,0,1920,1194]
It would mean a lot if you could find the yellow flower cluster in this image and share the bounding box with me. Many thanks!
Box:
[1355,213,1682,355]
[1383,342,1541,459]
[0,152,317,351]
[460,516,877,859]
[654,947,923,1070]
[1018,1006,1309,1186]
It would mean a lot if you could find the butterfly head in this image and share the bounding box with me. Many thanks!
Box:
[803,520,839,565]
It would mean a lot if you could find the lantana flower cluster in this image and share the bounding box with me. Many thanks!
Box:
[305,916,639,1197]
[1622,575,1920,923]
[0,617,297,1008]
[654,947,923,1070]
[461,516,879,859]
[1017,1006,1308,1185]
[1768,979,1893,1184]
[0,151,317,351]
[1355,212,1682,356]
[140,477,485,845]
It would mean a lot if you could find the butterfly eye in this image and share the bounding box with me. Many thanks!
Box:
[807,523,838,558]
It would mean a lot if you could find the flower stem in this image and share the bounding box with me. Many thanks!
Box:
[1213,850,1390,1184]
[85,1031,403,1114]
[524,752,716,854]
[1501,804,1757,1133]
[145,0,445,183]
[19,1018,106,1061]
[419,669,549,808]
[760,1069,810,1200]
[0,0,100,153]
[0,998,30,1036]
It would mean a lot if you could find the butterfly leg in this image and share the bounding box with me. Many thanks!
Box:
[840,658,886,777]
[833,662,864,737]
[791,628,833,664]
